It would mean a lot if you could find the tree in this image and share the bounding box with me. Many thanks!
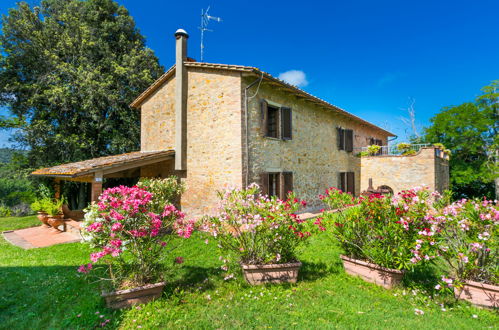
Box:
[422,83,498,199]
[0,0,163,167]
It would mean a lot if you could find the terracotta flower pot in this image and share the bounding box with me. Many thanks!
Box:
[455,280,499,308]
[340,255,404,289]
[47,214,65,230]
[102,282,166,309]
[241,262,302,285]
[37,212,50,226]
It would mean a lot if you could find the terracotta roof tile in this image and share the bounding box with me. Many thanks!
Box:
[31,150,174,177]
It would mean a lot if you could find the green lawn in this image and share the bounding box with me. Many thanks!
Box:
[0,216,497,329]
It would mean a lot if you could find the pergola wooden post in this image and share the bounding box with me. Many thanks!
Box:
[54,178,61,199]
[91,171,103,203]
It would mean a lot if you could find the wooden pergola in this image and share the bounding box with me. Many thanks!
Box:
[31,150,175,202]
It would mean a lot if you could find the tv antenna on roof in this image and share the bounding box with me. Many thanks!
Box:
[199,6,222,62]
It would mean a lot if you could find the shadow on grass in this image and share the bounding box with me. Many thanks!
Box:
[0,265,124,329]
[298,258,343,282]
[162,265,223,296]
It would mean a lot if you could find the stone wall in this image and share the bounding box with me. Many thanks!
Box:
[244,77,391,210]
[360,147,449,193]
[139,67,243,217]
[140,75,176,151]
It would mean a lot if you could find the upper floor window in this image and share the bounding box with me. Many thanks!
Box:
[261,100,292,140]
[337,127,353,152]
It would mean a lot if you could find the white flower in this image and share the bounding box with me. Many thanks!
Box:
[414,308,424,315]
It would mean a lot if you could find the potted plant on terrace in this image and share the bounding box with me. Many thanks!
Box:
[431,198,498,308]
[79,185,194,309]
[45,198,65,230]
[30,198,51,226]
[203,184,310,285]
[318,186,439,288]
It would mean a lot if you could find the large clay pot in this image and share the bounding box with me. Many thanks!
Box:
[102,282,166,309]
[37,212,50,226]
[241,262,302,285]
[340,255,404,289]
[47,214,65,230]
[455,280,499,308]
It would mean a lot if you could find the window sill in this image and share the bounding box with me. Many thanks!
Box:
[264,136,283,141]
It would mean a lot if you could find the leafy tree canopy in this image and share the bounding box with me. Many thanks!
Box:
[422,81,498,199]
[0,0,164,168]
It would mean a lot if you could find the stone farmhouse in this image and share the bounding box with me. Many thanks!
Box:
[32,29,449,217]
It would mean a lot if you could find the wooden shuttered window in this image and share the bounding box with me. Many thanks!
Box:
[337,127,344,150]
[261,99,292,140]
[347,172,355,195]
[337,128,353,152]
[281,172,293,199]
[281,107,292,140]
[339,171,355,195]
[345,129,354,152]
[261,100,269,137]
[339,172,347,192]
[260,172,293,199]
[260,172,270,196]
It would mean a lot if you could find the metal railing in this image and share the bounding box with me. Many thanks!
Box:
[354,143,432,156]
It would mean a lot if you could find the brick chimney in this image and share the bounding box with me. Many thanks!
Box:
[175,29,188,171]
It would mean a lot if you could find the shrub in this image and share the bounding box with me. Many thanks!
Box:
[203,184,309,275]
[319,186,440,270]
[80,186,195,289]
[137,176,184,212]
[356,151,370,157]
[30,198,52,213]
[402,149,417,156]
[432,199,498,289]
[367,144,381,155]
[0,205,11,217]
[397,142,411,153]
[45,198,65,216]
[10,203,33,217]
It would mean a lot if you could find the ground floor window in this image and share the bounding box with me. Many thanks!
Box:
[260,172,293,199]
[339,171,355,195]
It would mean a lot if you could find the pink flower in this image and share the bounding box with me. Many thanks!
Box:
[175,257,184,264]
[111,222,123,232]
[110,239,122,248]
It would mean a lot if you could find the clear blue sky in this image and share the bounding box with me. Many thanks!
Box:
[1,0,498,147]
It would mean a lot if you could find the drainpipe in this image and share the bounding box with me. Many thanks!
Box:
[244,72,264,187]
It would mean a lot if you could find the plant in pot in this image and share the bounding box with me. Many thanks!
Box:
[45,198,66,230]
[79,185,195,309]
[397,142,411,155]
[318,186,440,289]
[432,198,498,308]
[367,144,381,156]
[203,184,310,285]
[30,198,51,226]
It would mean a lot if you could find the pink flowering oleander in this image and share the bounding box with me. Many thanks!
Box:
[433,198,498,290]
[79,185,194,287]
[204,184,309,273]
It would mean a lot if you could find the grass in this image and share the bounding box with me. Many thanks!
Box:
[0,216,497,329]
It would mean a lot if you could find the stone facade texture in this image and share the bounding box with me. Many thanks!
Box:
[244,77,390,210]
[139,68,448,217]
[139,68,243,217]
[359,147,450,194]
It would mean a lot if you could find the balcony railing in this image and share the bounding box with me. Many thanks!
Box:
[354,143,432,156]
